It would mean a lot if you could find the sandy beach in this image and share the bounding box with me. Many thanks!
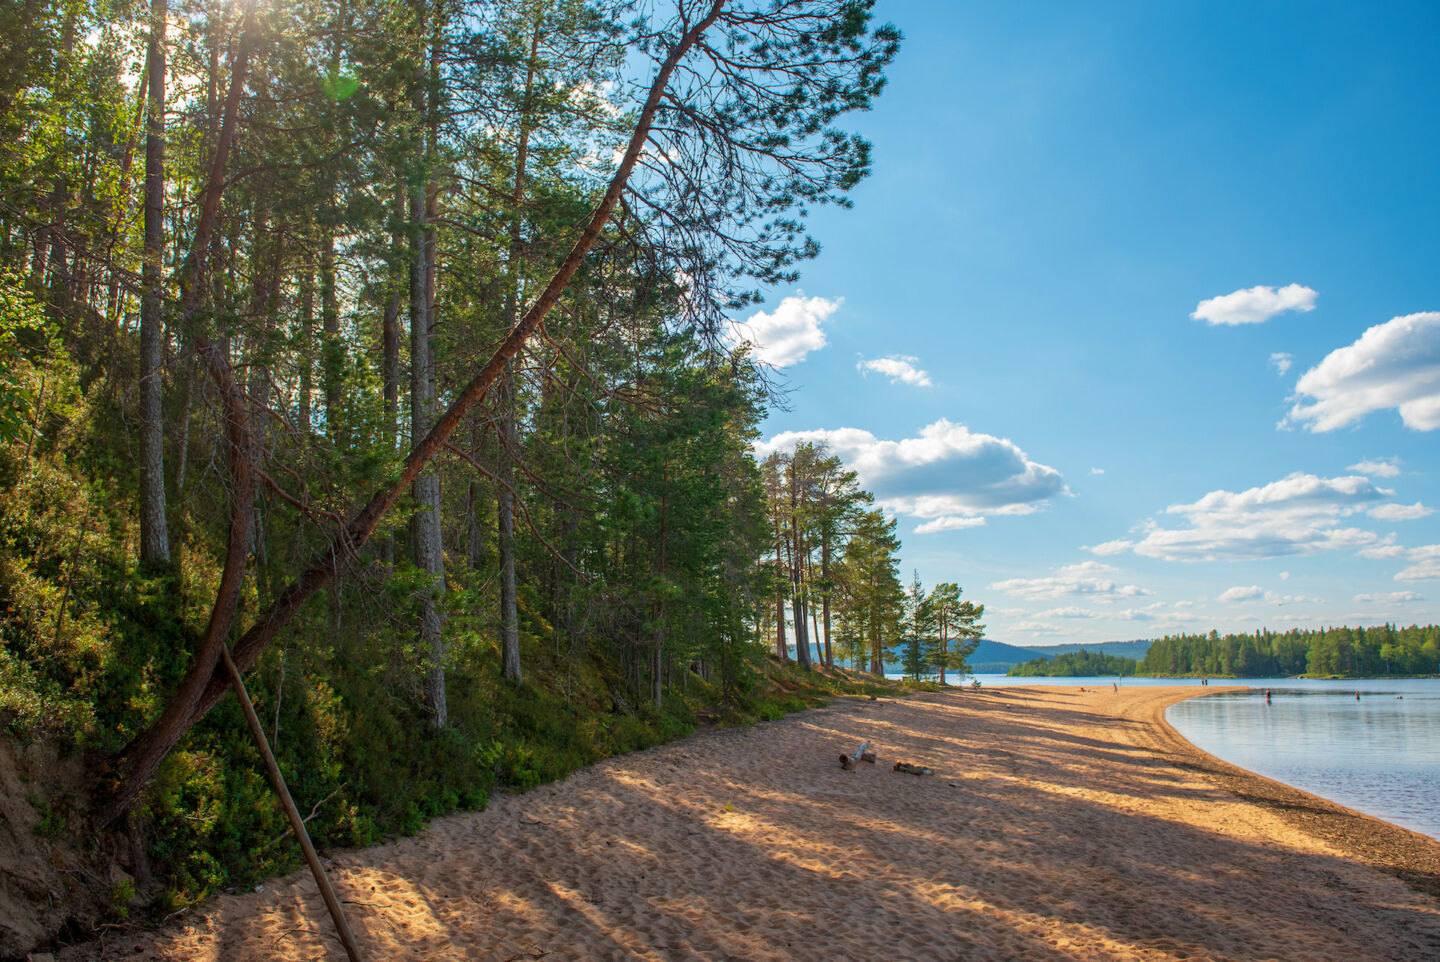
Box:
[61,686,1440,961]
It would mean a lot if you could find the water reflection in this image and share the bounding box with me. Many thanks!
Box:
[1167,681,1440,840]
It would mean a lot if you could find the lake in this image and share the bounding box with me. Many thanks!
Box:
[898,673,1440,840]
[1166,678,1440,841]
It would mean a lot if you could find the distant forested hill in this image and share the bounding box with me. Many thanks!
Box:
[1008,649,1141,677]
[970,639,1151,673]
[897,638,1153,674]
[1138,625,1440,677]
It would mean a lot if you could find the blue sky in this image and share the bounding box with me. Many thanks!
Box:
[741,1,1440,646]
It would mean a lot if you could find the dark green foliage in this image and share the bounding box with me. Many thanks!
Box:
[1008,649,1141,677]
[1138,625,1440,678]
[0,0,906,927]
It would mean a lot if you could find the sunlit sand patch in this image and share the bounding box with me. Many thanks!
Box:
[59,688,1440,962]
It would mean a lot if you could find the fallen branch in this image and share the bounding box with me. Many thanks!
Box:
[892,762,933,776]
[838,739,872,771]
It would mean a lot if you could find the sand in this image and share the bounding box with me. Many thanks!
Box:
[60,686,1440,961]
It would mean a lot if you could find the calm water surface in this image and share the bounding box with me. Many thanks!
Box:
[898,674,1440,839]
[1166,679,1440,840]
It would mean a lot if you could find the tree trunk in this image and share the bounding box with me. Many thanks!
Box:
[409,171,446,728]
[821,536,833,668]
[497,19,539,686]
[297,263,313,433]
[788,477,811,670]
[773,510,787,660]
[138,0,170,567]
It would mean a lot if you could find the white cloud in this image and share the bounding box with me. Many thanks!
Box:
[1085,539,1133,556]
[1396,545,1440,582]
[857,355,932,387]
[1270,352,1294,376]
[1368,502,1433,521]
[1287,312,1440,431]
[1279,571,1291,580]
[1090,467,1105,476]
[914,515,987,534]
[726,295,840,367]
[988,562,1149,601]
[1349,457,1403,478]
[1217,586,1316,605]
[1010,621,1063,635]
[1034,606,1101,619]
[1115,606,1160,622]
[757,419,1067,522]
[1191,283,1317,326]
[1101,473,1390,562]
[1354,590,1422,604]
[1358,542,1406,560]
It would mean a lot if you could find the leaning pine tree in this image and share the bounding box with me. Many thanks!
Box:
[101,0,901,825]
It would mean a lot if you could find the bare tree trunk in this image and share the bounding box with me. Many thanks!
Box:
[821,536,833,668]
[497,21,540,686]
[788,477,811,670]
[319,232,341,433]
[773,513,787,660]
[652,467,667,708]
[409,169,446,728]
[496,363,522,683]
[138,0,170,566]
[297,263,313,433]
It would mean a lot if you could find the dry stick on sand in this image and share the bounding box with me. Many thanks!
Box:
[221,645,363,962]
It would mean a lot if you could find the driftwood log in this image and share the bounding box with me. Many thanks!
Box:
[892,761,933,776]
[839,740,875,771]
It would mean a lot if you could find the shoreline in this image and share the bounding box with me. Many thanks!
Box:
[1128,685,1440,900]
[59,686,1440,961]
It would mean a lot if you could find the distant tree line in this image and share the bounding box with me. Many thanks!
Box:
[1138,625,1440,678]
[1007,649,1138,677]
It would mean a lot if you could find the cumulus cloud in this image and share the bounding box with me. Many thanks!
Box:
[988,562,1149,601]
[726,295,840,367]
[1287,312,1440,431]
[758,419,1067,523]
[1354,590,1422,604]
[1217,586,1315,605]
[1034,607,1101,619]
[1270,352,1294,376]
[1010,621,1063,635]
[1101,473,1391,562]
[914,516,986,534]
[1396,545,1440,582]
[1368,502,1433,521]
[1349,458,1403,478]
[1191,284,1317,326]
[857,355,932,387]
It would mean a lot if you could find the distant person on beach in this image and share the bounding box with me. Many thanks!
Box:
[1112,682,1117,692]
